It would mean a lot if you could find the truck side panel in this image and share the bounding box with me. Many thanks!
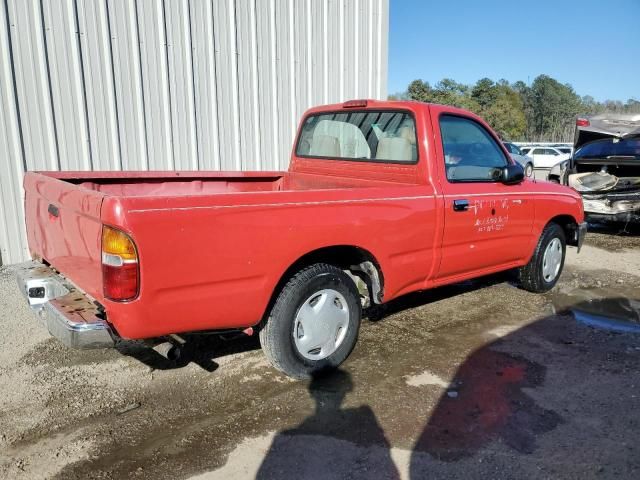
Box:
[102,186,438,339]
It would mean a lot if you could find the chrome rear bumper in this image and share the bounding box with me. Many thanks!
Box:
[15,261,115,349]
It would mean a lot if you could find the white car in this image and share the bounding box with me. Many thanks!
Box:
[520,146,570,169]
[554,146,573,156]
[503,142,534,177]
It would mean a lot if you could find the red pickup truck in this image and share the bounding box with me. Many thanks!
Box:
[17,100,586,379]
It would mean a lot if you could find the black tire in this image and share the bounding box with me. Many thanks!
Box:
[259,263,361,379]
[518,223,566,293]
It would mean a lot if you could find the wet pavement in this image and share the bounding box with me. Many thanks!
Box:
[1,233,639,479]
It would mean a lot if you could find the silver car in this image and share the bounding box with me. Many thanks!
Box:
[503,142,534,177]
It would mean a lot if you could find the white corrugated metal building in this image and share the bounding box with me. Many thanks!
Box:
[0,0,389,265]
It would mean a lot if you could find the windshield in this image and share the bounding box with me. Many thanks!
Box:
[574,137,640,159]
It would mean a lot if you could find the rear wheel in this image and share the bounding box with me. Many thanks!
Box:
[259,263,361,379]
[518,223,566,293]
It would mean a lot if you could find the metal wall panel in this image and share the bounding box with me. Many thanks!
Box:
[0,0,389,265]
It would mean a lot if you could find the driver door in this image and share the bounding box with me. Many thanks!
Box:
[432,112,534,281]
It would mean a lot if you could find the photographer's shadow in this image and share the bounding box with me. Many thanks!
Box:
[257,370,399,480]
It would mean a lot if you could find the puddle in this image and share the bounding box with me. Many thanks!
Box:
[550,287,640,333]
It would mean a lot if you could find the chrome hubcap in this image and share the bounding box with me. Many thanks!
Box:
[293,289,349,360]
[542,237,563,282]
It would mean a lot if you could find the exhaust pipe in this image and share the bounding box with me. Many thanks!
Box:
[152,340,182,362]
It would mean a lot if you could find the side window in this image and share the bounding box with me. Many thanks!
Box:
[546,149,559,156]
[531,148,544,155]
[440,115,508,182]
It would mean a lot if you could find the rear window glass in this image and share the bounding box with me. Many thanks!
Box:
[296,110,418,163]
[575,138,640,159]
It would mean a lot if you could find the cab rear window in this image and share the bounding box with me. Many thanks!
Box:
[295,110,418,163]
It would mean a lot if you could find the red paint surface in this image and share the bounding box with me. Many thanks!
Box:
[23,101,584,339]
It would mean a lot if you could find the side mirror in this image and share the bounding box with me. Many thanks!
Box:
[501,164,525,184]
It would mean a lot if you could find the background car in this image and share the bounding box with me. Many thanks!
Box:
[553,145,573,156]
[503,142,534,176]
[547,159,569,183]
[520,146,570,168]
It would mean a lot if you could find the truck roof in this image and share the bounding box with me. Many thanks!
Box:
[304,99,473,117]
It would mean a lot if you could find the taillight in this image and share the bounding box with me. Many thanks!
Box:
[576,118,590,127]
[343,99,368,108]
[102,226,139,301]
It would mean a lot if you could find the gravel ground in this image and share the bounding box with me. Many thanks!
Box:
[0,233,639,479]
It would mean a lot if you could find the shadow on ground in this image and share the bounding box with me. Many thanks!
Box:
[116,333,261,372]
[116,271,513,372]
[254,296,640,479]
[365,271,514,322]
[585,221,640,251]
[256,370,399,479]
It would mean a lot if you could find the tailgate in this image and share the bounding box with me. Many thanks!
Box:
[24,172,105,301]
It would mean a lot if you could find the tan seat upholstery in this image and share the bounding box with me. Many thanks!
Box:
[309,135,341,157]
[399,126,416,145]
[376,137,412,161]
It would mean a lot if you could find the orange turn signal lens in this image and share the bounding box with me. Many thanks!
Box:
[102,226,137,262]
[102,226,139,301]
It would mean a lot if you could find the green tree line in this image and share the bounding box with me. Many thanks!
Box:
[391,75,640,142]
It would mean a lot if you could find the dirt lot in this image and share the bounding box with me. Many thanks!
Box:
[1,226,639,480]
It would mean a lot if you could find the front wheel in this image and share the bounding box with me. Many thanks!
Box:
[518,223,566,293]
[259,263,361,379]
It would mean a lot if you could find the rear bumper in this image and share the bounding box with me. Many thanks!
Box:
[15,261,115,349]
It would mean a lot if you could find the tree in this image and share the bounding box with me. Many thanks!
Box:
[470,78,498,110]
[470,79,525,140]
[526,75,582,141]
[624,99,640,113]
[397,75,636,142]
[406,80,433,103]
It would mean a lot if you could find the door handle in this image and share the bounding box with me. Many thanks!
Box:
[453,199,469,212]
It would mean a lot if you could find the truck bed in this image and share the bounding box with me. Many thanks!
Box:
[53,170,399,197]
[25,169,433,338]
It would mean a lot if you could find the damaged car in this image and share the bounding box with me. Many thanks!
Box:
[549,114,640,223]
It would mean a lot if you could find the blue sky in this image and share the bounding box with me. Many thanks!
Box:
[388,0,640,101]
